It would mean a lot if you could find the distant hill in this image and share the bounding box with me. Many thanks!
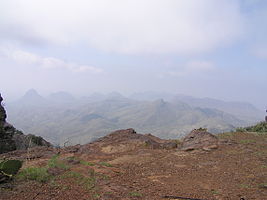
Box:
[129,92,263,123]
[5,90,252,146]
[172,94,263,123]
[17,89,48,106]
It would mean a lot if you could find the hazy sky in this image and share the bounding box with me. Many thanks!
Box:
[0,0,266,108]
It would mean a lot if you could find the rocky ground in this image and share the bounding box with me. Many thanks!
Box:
[0,129,266,200]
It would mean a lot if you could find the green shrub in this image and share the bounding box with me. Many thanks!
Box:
[0,160,23,176]
[236,122,267,133]
[17,167,51,183]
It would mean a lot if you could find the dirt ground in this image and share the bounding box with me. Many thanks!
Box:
[1,131,266,200]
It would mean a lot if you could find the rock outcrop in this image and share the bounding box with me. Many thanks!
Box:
[79,128,178,154]
[0,94,6,125]
[181,129,218,151]
[0,93,51,154]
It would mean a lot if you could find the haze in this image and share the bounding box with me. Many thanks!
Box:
[0,0,266,109]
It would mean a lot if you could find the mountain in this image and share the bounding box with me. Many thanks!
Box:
[6,91,248,145]
[172,94,263,123]
[17,89,47,106]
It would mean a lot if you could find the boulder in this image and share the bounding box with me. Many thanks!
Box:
[181,129,218,151]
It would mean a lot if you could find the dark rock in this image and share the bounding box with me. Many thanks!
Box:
[12,134,51,150]
[181,129,218,151]
[0,171,10,184]
[0,94,7,124]
[0,93,51,154]
[66,159,80,165]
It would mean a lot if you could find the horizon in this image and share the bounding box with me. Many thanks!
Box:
[1,0,267,109]
[1,88,264,109]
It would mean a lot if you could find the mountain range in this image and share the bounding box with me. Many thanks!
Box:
[5,90,263,145]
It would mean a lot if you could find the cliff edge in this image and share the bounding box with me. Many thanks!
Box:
[0,93,50,154]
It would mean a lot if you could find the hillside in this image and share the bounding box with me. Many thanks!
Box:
[0,128,266,200]
[5,91,249,145]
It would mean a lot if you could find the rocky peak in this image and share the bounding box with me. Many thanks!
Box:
[0,93,7,124]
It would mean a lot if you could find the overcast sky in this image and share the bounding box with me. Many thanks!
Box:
[0,0,266,108]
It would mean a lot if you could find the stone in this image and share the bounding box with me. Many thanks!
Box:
[181,129,218,151]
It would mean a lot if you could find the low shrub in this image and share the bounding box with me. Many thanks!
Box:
[0,160,23,176]
[236,122,267,133]
[17,167,51,183]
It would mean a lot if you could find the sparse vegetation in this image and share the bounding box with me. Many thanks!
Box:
[236,122,267,133]
[96,173,110,180]
[66,156,76,160]
[80,160,95,166]
[254,150,267,157]
[17,167,51,183]
[48,155,69,169]
[210,189,220,195]
[239,139,256,144]
[17,155,69,183]
[61,171,95,190]
[129,191,142,197]
[239,184,252,189]
[258,183,267,189]
[99,162,112,167]
[217,132,234,139]
[93,193,101,199]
